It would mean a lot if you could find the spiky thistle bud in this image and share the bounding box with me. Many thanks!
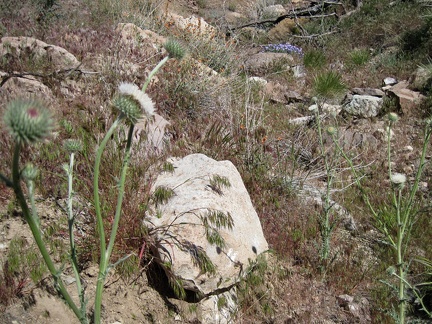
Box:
[326,126,337,136]
[21,163,39,181]
[164,39,185,60]
[3,98,54,145]
[63,139,83,153]
[388,112,399,123]
[112,83,155,124]
[386,265,396,276]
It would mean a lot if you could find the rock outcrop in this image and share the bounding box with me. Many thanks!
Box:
[0,36,79,71]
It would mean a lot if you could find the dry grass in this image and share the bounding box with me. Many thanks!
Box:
[1,0,432,321]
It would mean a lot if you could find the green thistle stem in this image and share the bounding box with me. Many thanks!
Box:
[26,177,40,230]
[0,173,13,187]
[93,116,122,323]
[142,56,169,92]
[11,143,84,321]
[66,152,87,321]
[105,124,134,264]
[396,188,405,324]
[314,104,337,263]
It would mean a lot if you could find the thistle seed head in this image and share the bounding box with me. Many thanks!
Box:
[391,172,406,190]
[3,98,54,145]
[113,83,155,124]
[164,39,185,60]
[386,266,396,276]
[21,163,39,181]
[388,112,399,122]
[326,126,337,136]
[64,139,83,153]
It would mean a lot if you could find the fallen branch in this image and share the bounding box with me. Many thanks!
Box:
[229,1,342,31]
[0,64,99,87]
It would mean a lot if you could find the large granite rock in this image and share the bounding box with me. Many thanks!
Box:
[145,154,268,296]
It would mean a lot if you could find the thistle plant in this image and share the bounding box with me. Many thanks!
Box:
[309,103,340,263]
[310,75,346,265]
[0,39,185,323]
[0,98,87,322]
[92,81,155,323]
[328,113,432,323]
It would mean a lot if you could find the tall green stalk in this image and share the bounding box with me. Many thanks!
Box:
[64,143,88,321]
[311,103,338,263]
[93,120,134,324]
[11,143,85,322]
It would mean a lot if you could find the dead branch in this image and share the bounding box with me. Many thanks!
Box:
[229,1,342,32]
[0,65,99,87]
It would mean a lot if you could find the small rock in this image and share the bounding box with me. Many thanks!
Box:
[287,116,315,125]
[263,4,286,17]
[411,65,432,92]
[308,103,341,116]
[284,90,304,103]
[383,77,398,86]
[244,52,293,75]
[352,87,385,97]
[337,294,354,307]
[343,95,383,118]
[249,76,268,86]
[62,275,76,286]
[292,65,306,78]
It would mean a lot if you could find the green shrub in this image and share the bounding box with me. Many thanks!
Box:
[312,71,346,99]
[348,48,370,67]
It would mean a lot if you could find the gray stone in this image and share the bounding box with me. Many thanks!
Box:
[292,65,306,78]
[343,95,383,118]
[411,65,432,92]
[145,154,269,296]
[244,52,293,75]
[387,80,425,116]
[263,5,286,18]
[352,87,385,97]
[0,36,79,70]
[383,77,397,86]
[134,114,171,156]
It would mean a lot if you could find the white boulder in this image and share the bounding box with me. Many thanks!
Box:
[343,95,383,118]
[145,154,268,296]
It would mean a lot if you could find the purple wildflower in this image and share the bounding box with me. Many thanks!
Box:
[262,43,303,56]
